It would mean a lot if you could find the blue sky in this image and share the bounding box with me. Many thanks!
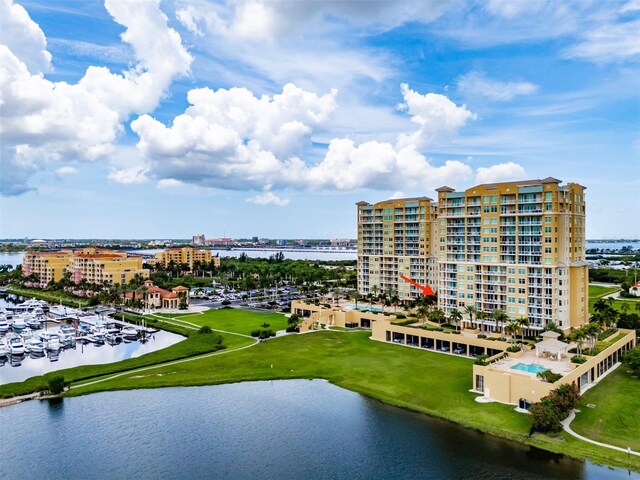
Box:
[1,0,638,239]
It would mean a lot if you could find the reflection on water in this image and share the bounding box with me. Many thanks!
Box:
[1,380,636,480]
[0,330,184,384]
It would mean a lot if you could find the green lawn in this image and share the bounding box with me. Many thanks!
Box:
[69,328,639,471]
[572,368,640,452]
[588,284,620,299]
[150,308,289,336]
[0,320,245,399]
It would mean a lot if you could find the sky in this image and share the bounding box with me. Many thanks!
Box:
[0,0,639,240]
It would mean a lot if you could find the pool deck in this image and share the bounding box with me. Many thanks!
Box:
[490,349,575,376]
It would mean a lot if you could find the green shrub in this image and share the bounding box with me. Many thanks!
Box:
[395,314,406,319]
[474,354,488,366]
[571,355,587,364]
[47,375,65,395]
[477,334,487,339]
[506,346,521,353]
[536,370,563,383]
[198,325,212,334]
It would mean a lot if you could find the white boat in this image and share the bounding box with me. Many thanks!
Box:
[121,327,138,338]
[39,332,61,351]
[9,337,26,355]
[0,339,9,356]
[25,338,46,354]
[0,318,9,333]
[26,317,43,330]
[12,316,27,333]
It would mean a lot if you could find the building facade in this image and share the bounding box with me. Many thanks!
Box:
[357,197,438,302]
[436,178,587,333]
[357,178,588,332]
[22,248,149,287]
[22,251,74,286]
[153,246,219,271]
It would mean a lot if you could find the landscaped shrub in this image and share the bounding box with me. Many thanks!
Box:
[530,383,581,433]
[251,329,276,339]
[571,355,587,364]
[536,370,563,383]
[598,328,618,341]
[477,334,487,339]
[393,319,417,327]
[623,347,640,374]
[474,354,488,366]
[198,325,212,334]
[451,331,461,335]
[395,314,406,319]
[506,346,521,353]
[47,375,65,395]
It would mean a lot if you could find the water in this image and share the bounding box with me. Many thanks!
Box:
[0,294,184,385]
[0,329,183,384]
[0,380,634,480]
[511,363,548,374]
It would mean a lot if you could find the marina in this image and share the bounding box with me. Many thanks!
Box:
[0,295,184,385]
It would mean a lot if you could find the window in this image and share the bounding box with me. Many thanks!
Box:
[518,268,526,274]
[545,203,552,211]
[508,268,515,274]
[491,195,498,203]
[545,216,552,223]
[545,227,552,233]
[483,196,490,204]
[545,192,552,200]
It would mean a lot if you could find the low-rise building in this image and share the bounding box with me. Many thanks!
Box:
[122,280,190,310]
[22,248,148,287]
[153,246,220,271]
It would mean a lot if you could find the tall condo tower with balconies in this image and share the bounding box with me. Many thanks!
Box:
[436,178,588,333]
[356,197,438,302]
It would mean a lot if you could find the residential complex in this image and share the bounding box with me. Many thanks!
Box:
[22,248,149,287]
[122,279,190,310]
[153,246,220,271]
[356,197,438,302]
[357,178,588,333]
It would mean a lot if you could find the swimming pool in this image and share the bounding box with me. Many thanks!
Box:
[344,305,383,313]
[510,363,548,374]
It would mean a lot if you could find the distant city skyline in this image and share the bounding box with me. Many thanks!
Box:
[1,0,638,239]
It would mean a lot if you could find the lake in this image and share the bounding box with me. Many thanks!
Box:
[0,380,636,480]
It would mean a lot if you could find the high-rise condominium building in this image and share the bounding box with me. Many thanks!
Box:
[436,177,587,332]
[356,197,438,302]
[357,178,588,333]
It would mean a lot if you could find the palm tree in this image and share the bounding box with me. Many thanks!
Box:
[430,308,446,326]
[449,308,463,332]
[464,305,476,330]
[331,287,340,306]
[476,310,488,332]
[352,290,362,309]
[416,305,429,326]
[493,309,508,334]
[517,317,529,342]
[593,298,608,314]
[584,322,600,352]
[370,284,379,308]
[505,321,519,346]
[571,327,586,356]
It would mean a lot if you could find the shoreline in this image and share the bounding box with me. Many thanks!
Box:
[2,314,638,473]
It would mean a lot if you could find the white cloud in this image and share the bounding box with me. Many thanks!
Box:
[0,0,191,196]
[55,166,78,175]
[129,82,478,195]
[0,0,51,73]
[564,19,640,63]
[486,0,548,19]
[476,162,527,184]
[389,191,405,199]
[397,83,476,149]
[457,71,539,101]
[107,166,148,184]
[247,191,290,206]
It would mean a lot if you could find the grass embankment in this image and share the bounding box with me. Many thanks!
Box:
[5,286,89,308]
[588,285,620,299]
[572,368,640,452]
[69,329,639,471]
[0,317,233,399]
[150,308,289,336]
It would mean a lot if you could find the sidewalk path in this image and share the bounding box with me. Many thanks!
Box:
[562,410,640,457]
